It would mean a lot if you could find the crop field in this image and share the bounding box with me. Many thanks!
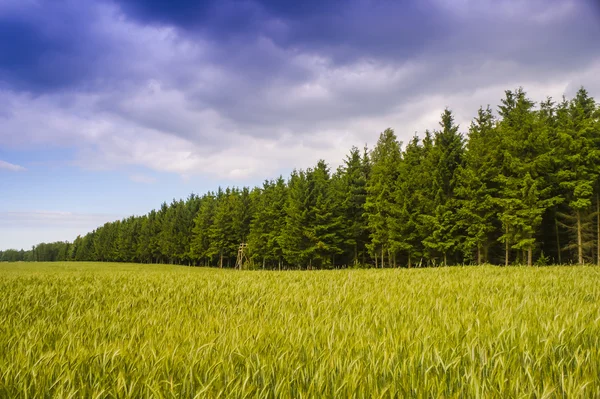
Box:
[1,263,600,397]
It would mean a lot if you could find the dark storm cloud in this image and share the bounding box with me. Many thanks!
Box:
[0,2,103,92]
[3,0,598,97]
[114,0,345,30]
[112,0,450,64]
[112,0,600,67]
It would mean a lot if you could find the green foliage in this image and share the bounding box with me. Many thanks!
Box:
[248,177,287,268]
[365,128,401,267]
[190,192,217,265]
[389,135,425,267]
[281,169,311,267]
[495,88,559,265]
[456,106,500,264]
[335,146,370,265]
[421,109,465,265]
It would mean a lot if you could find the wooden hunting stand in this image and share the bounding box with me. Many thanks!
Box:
[235,243,250,270]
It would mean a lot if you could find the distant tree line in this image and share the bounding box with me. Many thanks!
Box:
[1,242,72,262]
[4,87,600,267]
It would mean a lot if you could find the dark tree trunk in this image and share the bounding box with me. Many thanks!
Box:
[553,213,562,264]
[505,226,509,267]
[577,210,583,265]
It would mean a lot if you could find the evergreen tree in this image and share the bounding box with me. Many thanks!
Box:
[456,106,500,264]
[390,135,423,267]
[422,109,465,266]
[306,160,344,268]
[496,88,557,266]
[190,193,217,265]
[414,130,437,265]
[556,88,599,264]
[281,170,311,268]
[365,129,401,267]
[208,188,239,268]
[248,178,287,269]
[337,146,370,266]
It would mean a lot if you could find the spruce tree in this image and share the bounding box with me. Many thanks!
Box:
[496,88,557,266]
[247,182,286,268]
[365,129,401,267]
[190,193,217,266]
[306,160,344,268]
[336,147,369,266]
[556,88,599,264]
[390,135,423,267]
[281,170,311,268]
[456,106,500,264]
[422,109,465,266]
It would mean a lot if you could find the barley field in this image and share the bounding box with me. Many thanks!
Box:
[0,263,599,398]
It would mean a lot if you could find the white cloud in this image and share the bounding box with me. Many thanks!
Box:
[0,160,26,172]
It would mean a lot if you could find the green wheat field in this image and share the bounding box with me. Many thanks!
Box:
[1,263,599,398]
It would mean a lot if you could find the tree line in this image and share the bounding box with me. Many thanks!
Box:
[4,87,600,268]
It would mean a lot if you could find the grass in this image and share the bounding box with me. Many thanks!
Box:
[1,262,599,398]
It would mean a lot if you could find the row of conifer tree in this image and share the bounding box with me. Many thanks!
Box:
[4,87,600,267]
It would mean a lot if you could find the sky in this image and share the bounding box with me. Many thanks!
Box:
[1,0,600,250]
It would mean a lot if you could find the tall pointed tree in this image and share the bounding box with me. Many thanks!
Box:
[496,88,557,266]
[306,160,344,268]
[190,192,217,266]
[456,106,500,264]
[390,135,424,267]
[422,109,465,266]
[556,88,599,264]
[281,170,311,268]
[336,146,370,266]
[365,128,401,267]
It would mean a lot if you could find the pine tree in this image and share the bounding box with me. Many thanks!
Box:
[281,170,311,268]
[414,130,437,265]
[389,135,423,267]
[248,183,271,267]
[556,88,600,264]
[334,147,369,266]
[208,188,240,268]
[249,178,289,268]
[190,193,217,266]
[116,216,140,262]
[496,88,557,266]
[268,177,288,269]
[539,97,567,264]
[306,160,344,268]
[456,106,500,264]
[365,129,401,267]
[421,109,465,266]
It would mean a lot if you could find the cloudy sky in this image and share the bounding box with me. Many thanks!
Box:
[1,0,599,250]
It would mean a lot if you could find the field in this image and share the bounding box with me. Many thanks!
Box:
[1,263,600,398]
